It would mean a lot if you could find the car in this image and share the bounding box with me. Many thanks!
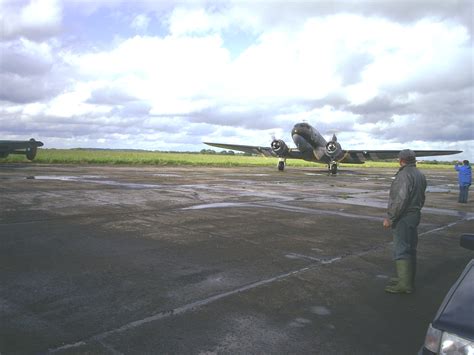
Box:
[420,234,474,355]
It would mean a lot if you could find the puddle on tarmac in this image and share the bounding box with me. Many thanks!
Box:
[152,173,182,177]
[27,175,101,181]
[304,196,386,209]
[426,186,452,193]
[223,173,269,177]
[182,202,255,210]
[311,306,331,316]
[289,318,312,328]
[26,175,162,189]
[360,177,389,181]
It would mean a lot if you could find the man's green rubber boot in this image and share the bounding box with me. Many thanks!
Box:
[388,277,399,285]
[385,259,413,294]
[388,257,416,286]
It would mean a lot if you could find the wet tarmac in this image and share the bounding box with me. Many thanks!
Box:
[1,164,473,354]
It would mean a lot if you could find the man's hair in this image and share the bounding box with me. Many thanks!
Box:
[398,149,416,164]
[463,160,470,165]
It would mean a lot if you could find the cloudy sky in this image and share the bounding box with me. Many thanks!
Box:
[0,0,472,159]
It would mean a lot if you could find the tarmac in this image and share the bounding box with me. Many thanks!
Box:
[1,163,473,355]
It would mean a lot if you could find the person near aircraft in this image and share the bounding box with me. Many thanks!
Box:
[383,149,427,294]
[455,160,472,203]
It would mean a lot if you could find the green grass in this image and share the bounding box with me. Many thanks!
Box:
[0,149,456,169]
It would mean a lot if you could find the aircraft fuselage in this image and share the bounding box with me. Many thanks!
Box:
[290,123,342,164]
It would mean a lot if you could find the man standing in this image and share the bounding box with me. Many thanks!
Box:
[383,149,427,294]
[455,160,471,203]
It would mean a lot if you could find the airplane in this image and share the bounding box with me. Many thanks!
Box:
[204,122,462,174]
[0,138,44,160]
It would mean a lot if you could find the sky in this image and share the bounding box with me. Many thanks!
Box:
[0,0,473,160]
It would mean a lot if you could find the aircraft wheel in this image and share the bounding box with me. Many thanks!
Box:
[278,161,285,171]
[26,146,37,160]
[330,164,337,175]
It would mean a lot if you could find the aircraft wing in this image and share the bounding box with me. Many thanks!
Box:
[341,149,462,163]
[203,142,278,157]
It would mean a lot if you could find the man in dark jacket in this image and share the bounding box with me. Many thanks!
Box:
[383,149,427,294]
[455,160,471,203]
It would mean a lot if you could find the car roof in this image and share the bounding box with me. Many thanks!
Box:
[433,259,474,340]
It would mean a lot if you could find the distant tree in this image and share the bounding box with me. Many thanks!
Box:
[200,149,216,154]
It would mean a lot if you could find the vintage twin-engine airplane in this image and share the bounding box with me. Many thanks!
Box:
[0,138,44,160]
[204,122,462,174]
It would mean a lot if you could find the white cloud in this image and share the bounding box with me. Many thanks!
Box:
[66,34,231,115]
[0,38,53,75]
[168,7,215,36]
[45,82,109,118]
[131,14,150,32]
[165,5,262,37]
[0,37,72,103]
[0,0,62,41]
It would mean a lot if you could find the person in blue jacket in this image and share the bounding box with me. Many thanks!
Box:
[455,160,472,203]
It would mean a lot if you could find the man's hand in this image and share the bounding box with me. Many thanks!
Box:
[383,218,392,229]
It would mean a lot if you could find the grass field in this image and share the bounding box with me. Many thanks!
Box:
[0,149,456,169]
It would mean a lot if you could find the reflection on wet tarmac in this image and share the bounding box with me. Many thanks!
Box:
[183,202,255,210]
[223,173,270,177]
[311,306,332,316]
[27,175,162,189]
[152,173,182,177]
[426,186,452,193]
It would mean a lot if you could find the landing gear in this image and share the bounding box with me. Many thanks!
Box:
[25,146,37,160]
[278,158,286,171]
[328,161,338,175]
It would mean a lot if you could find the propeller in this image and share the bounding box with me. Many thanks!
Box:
[271,140,281,150]
[327,141,337,153]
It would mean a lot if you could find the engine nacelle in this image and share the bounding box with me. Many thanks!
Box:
[271,139,289,157]
[325,140,342,159]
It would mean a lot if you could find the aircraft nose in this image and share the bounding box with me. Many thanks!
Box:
[292,133,304,146]
[292,133,312,152]
[292,123,309,138]
[292,124,302,135]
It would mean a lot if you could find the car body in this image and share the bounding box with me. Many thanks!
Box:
[420,234,474,355]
